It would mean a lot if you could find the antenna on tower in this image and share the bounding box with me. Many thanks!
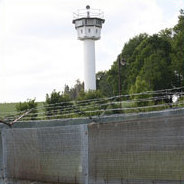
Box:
[86,5,90,9]
[86,5,90,17]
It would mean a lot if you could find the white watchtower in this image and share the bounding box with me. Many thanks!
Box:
[72,5,105,91]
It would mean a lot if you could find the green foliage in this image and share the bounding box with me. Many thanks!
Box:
[77,90,103,101]
[44,89,104,119]
[129,76,151,94]
[96,71,114,96]
[129,34,172,91]
[64,80,84,100]
[171,9,184,87]
[16,99,38,120]
[0,103,16,113]
[0,103,17,121]
[74,90,104,117]
[129,76,153,110]
[45,89,71,119]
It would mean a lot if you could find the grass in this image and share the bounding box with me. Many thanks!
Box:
[0,103,17,113]
[0,102,44,120]
[0,103,17,119]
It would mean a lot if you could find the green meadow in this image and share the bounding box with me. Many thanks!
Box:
[0,103,17,118]
[0,102,44,120]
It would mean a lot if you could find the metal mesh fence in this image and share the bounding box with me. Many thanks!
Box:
[1,109,184,184]
[88,113,184,184]
[2,125,87,184]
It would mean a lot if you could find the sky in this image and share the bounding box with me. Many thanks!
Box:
[0,0,184,103]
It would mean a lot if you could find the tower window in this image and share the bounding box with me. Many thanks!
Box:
[81,29,83,34]
[96,29,98,33]
[88,29,91,33]
[96,20,101,25]
[87,19,94,25]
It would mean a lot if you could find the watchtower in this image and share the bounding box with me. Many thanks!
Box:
[72,5,105,91]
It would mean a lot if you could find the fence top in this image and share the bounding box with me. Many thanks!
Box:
[0,107,184,129]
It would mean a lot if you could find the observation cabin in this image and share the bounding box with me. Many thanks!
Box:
[72,5,105,41]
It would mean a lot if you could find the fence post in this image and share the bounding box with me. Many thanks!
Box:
[1,128,7,184]
[81,124,89,184]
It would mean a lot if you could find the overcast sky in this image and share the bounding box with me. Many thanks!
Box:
[0,0,183,103]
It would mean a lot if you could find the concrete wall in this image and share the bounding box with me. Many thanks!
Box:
[0,108,184,184]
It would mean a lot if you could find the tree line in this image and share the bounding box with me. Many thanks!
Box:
[97,10,184,96]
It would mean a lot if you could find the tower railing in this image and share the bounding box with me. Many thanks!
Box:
[73,8,104,19]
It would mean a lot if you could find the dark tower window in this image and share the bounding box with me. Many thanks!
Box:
[88,29,91,33]
[96,19,101,25]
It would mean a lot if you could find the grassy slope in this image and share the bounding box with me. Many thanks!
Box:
[0,102,44,119]
[0,103,17,118]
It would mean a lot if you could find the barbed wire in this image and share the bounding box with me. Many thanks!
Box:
[1,89,183,116]
[5,85,183,114]
[15,100,184,122]
[1,86,184,122]
[4,97,184,121]
[0,93,179,118]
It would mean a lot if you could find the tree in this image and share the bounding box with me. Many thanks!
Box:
[16,99,38,120]
[171,9,184,87]
[105,33,149,95]
[45,90,71,119]
[64,80,84,100]
[129,76,151,95]
[129,76,153,111]
[96,71,114,96]
[77,90,103,101]
[128,34,173,91]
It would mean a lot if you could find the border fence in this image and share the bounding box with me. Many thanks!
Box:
[0,108,184,184]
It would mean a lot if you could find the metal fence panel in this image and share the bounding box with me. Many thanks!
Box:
[88,115,184,184]
[2,125,87,184]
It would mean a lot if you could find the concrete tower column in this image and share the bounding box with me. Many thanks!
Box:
[83,40,96,90]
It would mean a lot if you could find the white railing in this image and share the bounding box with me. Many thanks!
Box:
[73,8,104,19]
